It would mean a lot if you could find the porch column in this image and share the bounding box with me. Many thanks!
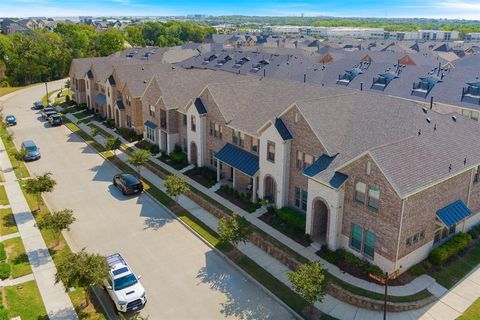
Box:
[251,174,258,203]
[232,169,236,189]
[217,162,221,182]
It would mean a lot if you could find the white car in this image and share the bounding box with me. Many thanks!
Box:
[104,253,147,312]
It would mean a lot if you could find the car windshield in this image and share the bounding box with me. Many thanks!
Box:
[26,146,38,152]
[6,116,14,120]
[114,274,138,291]
[123,174,140,186]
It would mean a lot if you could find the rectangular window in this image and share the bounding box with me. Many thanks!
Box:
[183,137,187,152]
[363,231,376,258]
[239,132,245,147]
[233,130,239,145]
[419,230,425,240]
[191,115,196,132]
[366,161,372,175]
[406,237,412,247]
[297,151,304,169]
[463,109,471,118]
[304,154,314,169]
[214,123,220,138]
[149,105,155,117]
[351,224,362,251]
[474,166,479,183]
[472,111,479,121]
[251,138,259,153]
[355,182,366,204]
[295,187,301,208]
[368,185,380,210]
[412,233,419,244]
[183,114,187,126]
[146,127,155,141]
[126,115,132,128]
[301,190,308,211]
[267,141,275,162]
[209,149,215,166]
[209,121,214,136]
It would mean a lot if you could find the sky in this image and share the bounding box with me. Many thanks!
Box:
[2,0,480,20]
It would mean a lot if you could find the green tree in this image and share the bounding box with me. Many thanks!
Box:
[164,174,189,202]
[55,250,109,306]
[288,261,327,315]
[218,213,251,255]
[37,209,76,245]
[24,172,56,211]
[91,29,124,56]
[126,149,151,177]
[124,25,146,47]
[105,136,122,155]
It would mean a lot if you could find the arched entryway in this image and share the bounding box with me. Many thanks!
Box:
[263,175,276,204]
[190,142,198,166]
[311,198,329,243]
[114,108,120,127]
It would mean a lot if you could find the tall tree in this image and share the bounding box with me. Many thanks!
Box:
[24,172,56,211]
[288,261,327,316]
[37,209,76,245]
[218,213,251,256]
[55,250,109,306]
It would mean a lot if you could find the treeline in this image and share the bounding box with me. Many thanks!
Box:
[0,21,215,86]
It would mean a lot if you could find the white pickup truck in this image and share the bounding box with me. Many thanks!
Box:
[104,253,147,312]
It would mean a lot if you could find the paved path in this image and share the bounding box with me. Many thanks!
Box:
[0,133,78,319]
[0,232,20,242]
[76,118,440,320]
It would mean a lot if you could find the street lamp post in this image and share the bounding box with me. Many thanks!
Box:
[383,271,389,320]
[45,82,49,107]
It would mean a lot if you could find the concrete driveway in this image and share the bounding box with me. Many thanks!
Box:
[1,82,295,320]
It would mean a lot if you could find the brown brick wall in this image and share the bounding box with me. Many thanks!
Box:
[280,106,326,210]
[340,154,403,261]
[133,98,144,133]
[235,169,252,194]
[167,110,178,134]
[177,112,187,152]
[398,169,472,259]
[468,172,480,213]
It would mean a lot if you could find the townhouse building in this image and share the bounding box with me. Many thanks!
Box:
[69,47,480,275]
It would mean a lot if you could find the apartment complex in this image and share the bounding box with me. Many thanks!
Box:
[70,46,480,274]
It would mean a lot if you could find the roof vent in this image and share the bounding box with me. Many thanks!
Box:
[452,115,457,122]
[141,67,144,70]
[426,117,431,123]
[418,129,421,136]
[422,107,428,113]
[464,158,467,166]
[143,80,147,84]
[449,164,452,172]
[434,124,437,131]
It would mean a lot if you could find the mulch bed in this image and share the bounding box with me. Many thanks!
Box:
[187,174,217,188]
[259,210,311,247]
[215,189,259,213]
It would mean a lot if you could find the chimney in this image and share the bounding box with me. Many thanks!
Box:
[430,96,434,109]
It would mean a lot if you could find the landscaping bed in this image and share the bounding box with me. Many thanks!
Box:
[157,149,188,170]
[185,166,217,188]
[216,185,260,213]
[117,127,142,142]
[259,207,312,247]
[73,109,94,119]
[317,246,384,283]
[135,139,160,155]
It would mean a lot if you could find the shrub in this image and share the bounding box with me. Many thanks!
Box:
[276,207,306,230]
[105,119,116,129]
[78,103,87,109]
[429,232,472,265]
[0,263,10,279]
[0,306,8,320]
[150,144,160,155]
[0,242,5,262]
[468,225,480,239]
[318,247,383,278]
[118,128,142,142]
[169,151,187,165]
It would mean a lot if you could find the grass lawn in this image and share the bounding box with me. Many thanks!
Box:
[0,208,18,236]
[0,185,9,205]
[69,287,107,320]
[73,110,93,119]
[88,123,113,139]
[4,280,48,319]
[430,244,480,289]
[458,298,480,320]
[0,84,37,97]
[3,237,32,278]
[0,124,30,179]
[41,88,62,106]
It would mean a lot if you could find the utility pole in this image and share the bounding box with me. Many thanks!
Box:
[45,82,49,107]
[383,271,389,320]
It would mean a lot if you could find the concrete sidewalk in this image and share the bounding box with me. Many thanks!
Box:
[0,138,78,319]
[75,119,437,320]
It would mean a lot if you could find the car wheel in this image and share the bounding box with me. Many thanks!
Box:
[113,180,117,186]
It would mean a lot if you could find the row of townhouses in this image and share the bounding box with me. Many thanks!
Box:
[69,47,480,275]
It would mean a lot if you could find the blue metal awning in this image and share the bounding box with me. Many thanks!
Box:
[436,200,471,227]
[94,94,106,105]
[144,120,157,129]
[215,143,259,177]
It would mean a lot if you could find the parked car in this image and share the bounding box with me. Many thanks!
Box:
[104,253,147,313]
[41,108,56,120]
[21,140,41,161]
[5,115,16,126]
[113,173,143,195]
[48,114,63,126]
[33,101,44,110]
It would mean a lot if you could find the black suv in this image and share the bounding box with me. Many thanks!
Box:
[33,101,45,110]
[41,108,56,119]
[113,173,143,195]
[48,114,63,126]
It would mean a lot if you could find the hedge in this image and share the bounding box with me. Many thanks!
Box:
[0,262,11,279]
[319,246,384,278]
[429,232,472,265]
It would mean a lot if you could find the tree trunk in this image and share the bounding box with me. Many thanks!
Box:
[84,286,91,306]
[36,193,41,211]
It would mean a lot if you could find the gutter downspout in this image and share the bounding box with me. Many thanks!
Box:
[394,198,406,272]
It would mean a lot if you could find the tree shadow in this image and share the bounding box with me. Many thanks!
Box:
[2,212,16,229]
[12,252,29,265]
[196,251,288,320]
[45,306,78,320]
[138,195,174,231]
[26,247,51,268]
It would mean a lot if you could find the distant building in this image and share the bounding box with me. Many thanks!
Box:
[465,33,480,42]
